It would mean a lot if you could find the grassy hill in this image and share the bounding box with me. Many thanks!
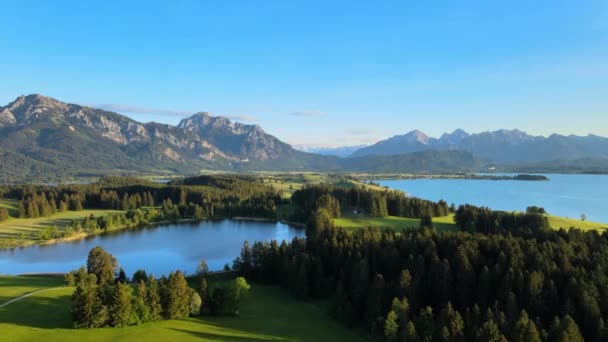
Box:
[0,275,363,342]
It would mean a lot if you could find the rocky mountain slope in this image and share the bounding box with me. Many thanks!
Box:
[0,95,327,181]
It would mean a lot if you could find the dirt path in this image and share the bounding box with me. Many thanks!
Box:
[0,287,63,308]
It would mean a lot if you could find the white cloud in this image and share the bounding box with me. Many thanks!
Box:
[290,110,325,117]
[225,114,259,122]
[94,104,259,123]
[94,103,193,117]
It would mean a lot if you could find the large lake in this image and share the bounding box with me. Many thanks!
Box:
[0,220,304,276]
[378,174,608,223]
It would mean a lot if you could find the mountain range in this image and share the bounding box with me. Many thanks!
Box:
[350,129,608,163]
[0,95,485,182]
[0,94,606,182]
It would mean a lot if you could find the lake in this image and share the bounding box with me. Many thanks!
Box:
[378,174,608,223]
[0,219,304,276]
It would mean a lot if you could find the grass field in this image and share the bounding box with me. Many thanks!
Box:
[333,212,608,233]
[0,202,124,245]
[333,212,457,232]
[0,275,363,342]
[0,275,65,303]
[547,215,608,231]
[258,173,344,198]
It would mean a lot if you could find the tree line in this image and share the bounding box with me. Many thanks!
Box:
[2,175,280,220]
[454,204,550,236]
[70,246,250,328]
[290,184,450,222]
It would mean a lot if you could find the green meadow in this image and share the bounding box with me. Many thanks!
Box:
[0,275,363,342]
[547,215,608,231]
[333,211,607,232]
[333,212,457,232]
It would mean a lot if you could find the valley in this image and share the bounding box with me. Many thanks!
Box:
[3,2,607,340]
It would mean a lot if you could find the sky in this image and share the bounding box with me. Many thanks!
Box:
[0,1,607,147]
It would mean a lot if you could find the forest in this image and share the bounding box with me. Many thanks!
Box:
[232,197,606,341]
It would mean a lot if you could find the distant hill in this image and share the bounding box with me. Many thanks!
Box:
[350,129,608,163]
[340,150,486,173]
[0,95,487,182]
[295,145,368,157]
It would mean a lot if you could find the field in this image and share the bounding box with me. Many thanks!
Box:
[258,173,341,198]
[333,212,457,232]
[0,200,124,246]
[547,215,608,231]
[0,275,65,303]
[0,275,363,342]
[333,211,608,232]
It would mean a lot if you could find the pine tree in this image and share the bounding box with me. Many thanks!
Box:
[439,302,464,340]
[477,319,507,342]
[109,282,132,327]
[405,320,418,342]
[117,267,128,283]
[511,310,541,342]
[133,281,150,323]
[384,310,399,341]
[71,283,107,328]
[199,277,208,313]
[419,211,433,230]
[558,315,584,342]
[132,269,148,284]
[161,271,191,319]
[71,285,93,328]
[146,275,163,321]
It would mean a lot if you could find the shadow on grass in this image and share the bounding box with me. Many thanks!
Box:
[168,327,284,342]
[0,293,73,329]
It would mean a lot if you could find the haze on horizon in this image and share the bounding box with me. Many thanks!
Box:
[1,0,607,147]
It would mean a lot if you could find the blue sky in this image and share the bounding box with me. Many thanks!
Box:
[0,1,607,147]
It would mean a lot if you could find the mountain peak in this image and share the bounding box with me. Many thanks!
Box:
[439,128,469,144]
[14,94,68,109]
[0,94,73,126]
[404,129,430,144]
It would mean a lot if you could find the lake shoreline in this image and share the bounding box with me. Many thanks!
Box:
[365,173,549,181]
[378,174,608,225]
[0,216,305,251]
[0,219,305,276]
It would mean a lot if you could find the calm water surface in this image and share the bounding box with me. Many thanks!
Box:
[0,220,303,276]
[378,174,608,223]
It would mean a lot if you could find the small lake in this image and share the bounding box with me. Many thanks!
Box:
[0,220,304,276]
[378,174,608,223]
